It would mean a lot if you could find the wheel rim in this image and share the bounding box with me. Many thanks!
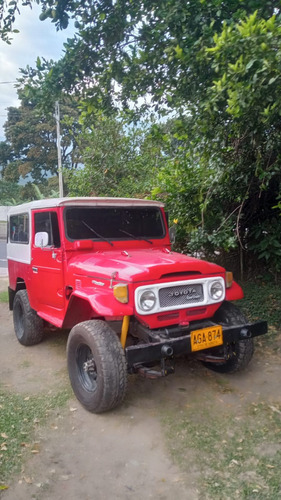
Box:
[15,301,24,340]
[76,344,98,392]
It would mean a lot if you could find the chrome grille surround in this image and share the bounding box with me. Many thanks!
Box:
[135,276,225,316]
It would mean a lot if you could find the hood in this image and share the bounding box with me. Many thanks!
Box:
[68,248,225,283]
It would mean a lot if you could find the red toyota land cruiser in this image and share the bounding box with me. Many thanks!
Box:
[7,197,267,413]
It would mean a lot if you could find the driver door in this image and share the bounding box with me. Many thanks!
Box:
[30,210,65,317]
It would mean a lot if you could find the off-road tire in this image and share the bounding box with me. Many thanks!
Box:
[202,301,254,373]
[13,290,44,346]
[67,320,128,413]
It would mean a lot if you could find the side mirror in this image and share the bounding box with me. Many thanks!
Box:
[34,232,49,248]
[169,226,176,245]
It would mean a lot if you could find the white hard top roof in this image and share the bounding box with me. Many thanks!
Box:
[8,197,164,214]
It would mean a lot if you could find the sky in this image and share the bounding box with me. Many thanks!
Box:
[0,3,75,140]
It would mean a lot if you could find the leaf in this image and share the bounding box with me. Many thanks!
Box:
[174,45,183,59]
[246,59,256,70]
[268,76,278,85]
[23,477,33,484]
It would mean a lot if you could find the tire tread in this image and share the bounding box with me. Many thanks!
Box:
[13,290,44,346]
[203,301,254,374]
[67,320,128,413]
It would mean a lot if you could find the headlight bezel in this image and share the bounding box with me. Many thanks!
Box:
[208,280,224,301]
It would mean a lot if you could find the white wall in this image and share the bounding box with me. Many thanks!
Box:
[0,206,9,221]
[0,206,8,240]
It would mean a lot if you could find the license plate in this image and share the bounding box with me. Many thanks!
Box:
[191,325,223,352]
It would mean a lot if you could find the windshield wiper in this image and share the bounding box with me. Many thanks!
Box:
[82,221,114,247]
[119,229,153,244]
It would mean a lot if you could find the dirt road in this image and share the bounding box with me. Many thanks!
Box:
[0,277,196,499]
[1,276,281,500]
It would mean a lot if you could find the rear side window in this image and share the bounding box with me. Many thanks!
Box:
[10,213,29,244]
[34,211,61,248]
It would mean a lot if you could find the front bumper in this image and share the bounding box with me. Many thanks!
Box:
[125,320,267,369]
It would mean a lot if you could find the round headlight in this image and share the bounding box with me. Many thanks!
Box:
[139,290,156,311]
[209,281,224,301]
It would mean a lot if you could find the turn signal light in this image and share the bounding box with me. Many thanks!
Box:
[225,271,233,288]
[113,284,129,303]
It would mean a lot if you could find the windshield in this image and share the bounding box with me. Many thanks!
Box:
[65,206,165,241]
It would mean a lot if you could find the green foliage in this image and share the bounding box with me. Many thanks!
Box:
[3,98,80,184]
[0,179,21,205]
[67,116,164,198]
[196,13,281,271]
[0,0,30,43]
[2,1,281,275]
[248,221,281,276]
[150,11,281,275]
[238,279,281,326]
[3,1,277,111]
[0,64,82,202]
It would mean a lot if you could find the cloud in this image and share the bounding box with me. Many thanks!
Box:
[0,3,75,139]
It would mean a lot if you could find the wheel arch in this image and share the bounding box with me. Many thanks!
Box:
[62,294,103,329]
[9,277,26,310]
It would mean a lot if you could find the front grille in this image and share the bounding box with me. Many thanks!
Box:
[159,283,204,308]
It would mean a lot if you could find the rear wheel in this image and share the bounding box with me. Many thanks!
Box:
[13,290,44,346]
[202,301,254,373]
[67,320,128,413]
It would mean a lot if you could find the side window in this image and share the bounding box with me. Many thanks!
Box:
[34,212,61,248]
[10,213,29,244]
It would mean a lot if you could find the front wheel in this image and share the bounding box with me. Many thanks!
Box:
[202,301,254,374]
[67,320,128,413]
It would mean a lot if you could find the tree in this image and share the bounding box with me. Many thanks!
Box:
[67,116,166,198]
[0,59,82,202]
[2,1,281,275]
[199,13,281,274]
[2,2,277,108]
[152,12,281,277]
[2,80,81,189]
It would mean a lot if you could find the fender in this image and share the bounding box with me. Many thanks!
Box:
[225,280,244,301]
[62,288,134,329]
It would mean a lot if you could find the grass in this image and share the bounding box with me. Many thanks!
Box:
[0,290,8,303]
[162,399,281,499]
[238,279,281,327]
[0,386,71,486]
[0,291,72,488]
[0,277,280,494]
[161,278,281,499]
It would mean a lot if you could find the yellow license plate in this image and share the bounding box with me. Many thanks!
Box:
[191,325,223,352]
